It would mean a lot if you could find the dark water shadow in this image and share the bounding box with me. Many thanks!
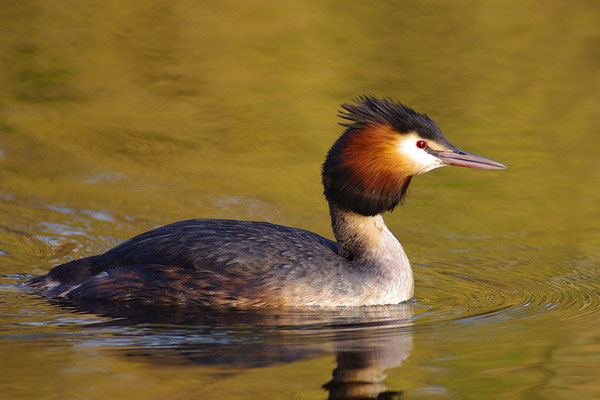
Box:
[53,299,415,399]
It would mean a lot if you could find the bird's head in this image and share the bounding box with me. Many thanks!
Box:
[322,96,506,216]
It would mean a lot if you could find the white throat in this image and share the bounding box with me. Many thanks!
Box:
[330,207,414,305]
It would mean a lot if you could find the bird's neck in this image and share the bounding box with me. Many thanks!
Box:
[329,203,414,301]
[329,203,400,260]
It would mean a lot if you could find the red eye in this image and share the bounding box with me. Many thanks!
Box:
[416,140,427,149]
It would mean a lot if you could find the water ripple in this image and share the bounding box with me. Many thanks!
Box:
[414,260,600,329]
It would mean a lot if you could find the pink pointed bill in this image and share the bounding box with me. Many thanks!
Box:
[435,149,507,170]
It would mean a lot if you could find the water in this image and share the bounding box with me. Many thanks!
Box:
[1,1,600,398]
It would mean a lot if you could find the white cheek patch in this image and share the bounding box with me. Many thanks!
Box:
[397,134,446,174]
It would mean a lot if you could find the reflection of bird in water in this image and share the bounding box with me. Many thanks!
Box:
[324,351,406,400]
[56,300,415,400]
[26,96,506,307]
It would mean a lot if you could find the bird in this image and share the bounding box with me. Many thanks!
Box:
[26,96,506,308]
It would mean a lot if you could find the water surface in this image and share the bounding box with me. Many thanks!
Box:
[1,1,600,398]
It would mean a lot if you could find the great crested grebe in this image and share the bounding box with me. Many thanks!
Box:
[27,97,506,307]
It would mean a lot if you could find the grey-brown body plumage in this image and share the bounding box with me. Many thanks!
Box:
[28,219,378,307]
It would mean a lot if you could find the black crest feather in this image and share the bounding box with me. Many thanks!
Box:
[339,96,446,141]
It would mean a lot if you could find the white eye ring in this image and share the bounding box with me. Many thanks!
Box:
[398,134,446,174]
